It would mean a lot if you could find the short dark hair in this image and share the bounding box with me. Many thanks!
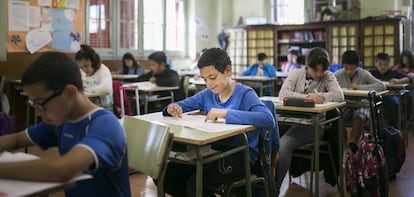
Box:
[289,50,299,56]
[75,44,101,73]
[306,47,329,71]
[376,52,390,62]
[342,50,360,66]
[22,52,83,92]
[197,48,231,73]
[148,51,167,64]
[257,53,268,61]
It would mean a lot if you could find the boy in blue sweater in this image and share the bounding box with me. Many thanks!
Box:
[163,48,276,197]
[242,52,277,95]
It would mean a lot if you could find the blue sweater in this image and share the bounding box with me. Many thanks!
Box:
[163,83,275,163]
[243,62,276,77]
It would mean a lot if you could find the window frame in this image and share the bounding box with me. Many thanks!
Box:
[85,0,188,59]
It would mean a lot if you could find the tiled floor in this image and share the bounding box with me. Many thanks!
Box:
[38,134,414,197]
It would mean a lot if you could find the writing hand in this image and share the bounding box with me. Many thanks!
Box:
[205,108,227,122]
[167,104,183,118]
[149,77,157,84]
[348,84,359,90]
[307,93,326,104]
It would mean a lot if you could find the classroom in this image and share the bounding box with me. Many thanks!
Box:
[0,0,413,196]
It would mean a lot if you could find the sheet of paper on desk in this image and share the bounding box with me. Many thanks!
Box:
[137,81,156,89]
[160,114,250,133]
[0,152,92,197]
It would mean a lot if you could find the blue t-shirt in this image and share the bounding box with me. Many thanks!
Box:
[27,109,131,197]
[163,83,275,163]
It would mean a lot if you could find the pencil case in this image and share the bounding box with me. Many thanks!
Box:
[283,97,315,107]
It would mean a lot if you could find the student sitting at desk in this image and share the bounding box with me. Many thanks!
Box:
[0,52,130,196]
[334,50,385,153]
[394,49,414,79]
[281,49,303,74]
[277,47,344,191]
[75,44,113,112]
[117,52,145,77]
[137,51,184,102]
[242,52,276,96]
[370,52,411,128]
[163,48,276,197]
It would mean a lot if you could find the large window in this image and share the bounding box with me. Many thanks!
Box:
[272,0,304,24]
[87,0,186,58]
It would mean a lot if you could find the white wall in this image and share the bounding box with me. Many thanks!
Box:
[360,0,403,18]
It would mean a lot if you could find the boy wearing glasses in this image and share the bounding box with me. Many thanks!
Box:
[0,52,131,197]
[163,48,276,196]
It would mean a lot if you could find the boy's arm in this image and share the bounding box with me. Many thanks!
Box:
[265,64,276,77]
[242,65,254,76]
[0,146,94,182]
[359,72,386,90]
[0,131,33,152]
[156,71,179,87]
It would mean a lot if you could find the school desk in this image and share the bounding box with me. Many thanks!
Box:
[123,82,179,114]
[111,74,139,81]
[232,76,278,96]
[261,96,346,197]
[0,151,92,196]
[135,112,256,197]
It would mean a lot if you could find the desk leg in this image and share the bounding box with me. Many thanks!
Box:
[195,147,203,197]
[337,108,344,197]
[144,94,149,114]
[314,116,320,197]
[241,133,252,197]
[170,91,174,103]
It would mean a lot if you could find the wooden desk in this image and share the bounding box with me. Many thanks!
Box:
[178,70,199,77]
[111,74,139,81]
[232,76,278,96]
[124,82,179,114]
[342,89,389,98]
[135,112,255,197]
[0,152,92,197]
[189,78,206,86]
[261,96,346,197]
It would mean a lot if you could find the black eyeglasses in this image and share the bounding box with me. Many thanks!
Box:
[28,90,63,112]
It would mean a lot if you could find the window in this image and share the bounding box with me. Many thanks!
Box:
[87,0,187,58]
[272,0,304,24]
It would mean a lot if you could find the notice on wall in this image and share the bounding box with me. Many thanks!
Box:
[8,0,30,32]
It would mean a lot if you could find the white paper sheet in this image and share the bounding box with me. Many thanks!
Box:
[8,0,30,31]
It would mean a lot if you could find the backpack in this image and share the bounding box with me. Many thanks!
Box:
[344,91,389,197]
[381,125,405,177]
[0,112,14,136]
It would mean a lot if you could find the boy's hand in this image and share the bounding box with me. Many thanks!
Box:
[149,77,157,84]
[307,93,326,104]
[167,104,183,117]
[205,108,227,122]
[348,84,360,90]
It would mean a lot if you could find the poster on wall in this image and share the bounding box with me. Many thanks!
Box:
[8,0,30,32]
[7,0,84,53]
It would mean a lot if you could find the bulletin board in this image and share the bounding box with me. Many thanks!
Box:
[7,0,85,54]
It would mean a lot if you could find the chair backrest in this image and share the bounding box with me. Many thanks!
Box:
[123,116,174,180]
[113,80,133,118]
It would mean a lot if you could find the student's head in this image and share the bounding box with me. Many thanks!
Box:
[122,53,138,69]
[400,50,414,69]
[197,48,232,94]
[75,44,101,76]
[287,50,299,63]
[341,50,360,77]
[256,53,268,65]
[375,52,391,74]
[22,52,83,125]
[148,51,167,74]
[306,47,329,80]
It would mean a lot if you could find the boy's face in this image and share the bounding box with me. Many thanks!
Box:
[24,83,69,126]
[200,65,232,94]
[343,63,358,77]
[77,59,94,76]
[149,60,164,74]
[375,59,390,74]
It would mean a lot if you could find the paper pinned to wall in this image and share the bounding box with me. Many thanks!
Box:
[8,0,30,32]
[40,8,53,31]
[38,0,52,7]
[50,9,73,30]
[26,29,52,54]
[29,6,41,28]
